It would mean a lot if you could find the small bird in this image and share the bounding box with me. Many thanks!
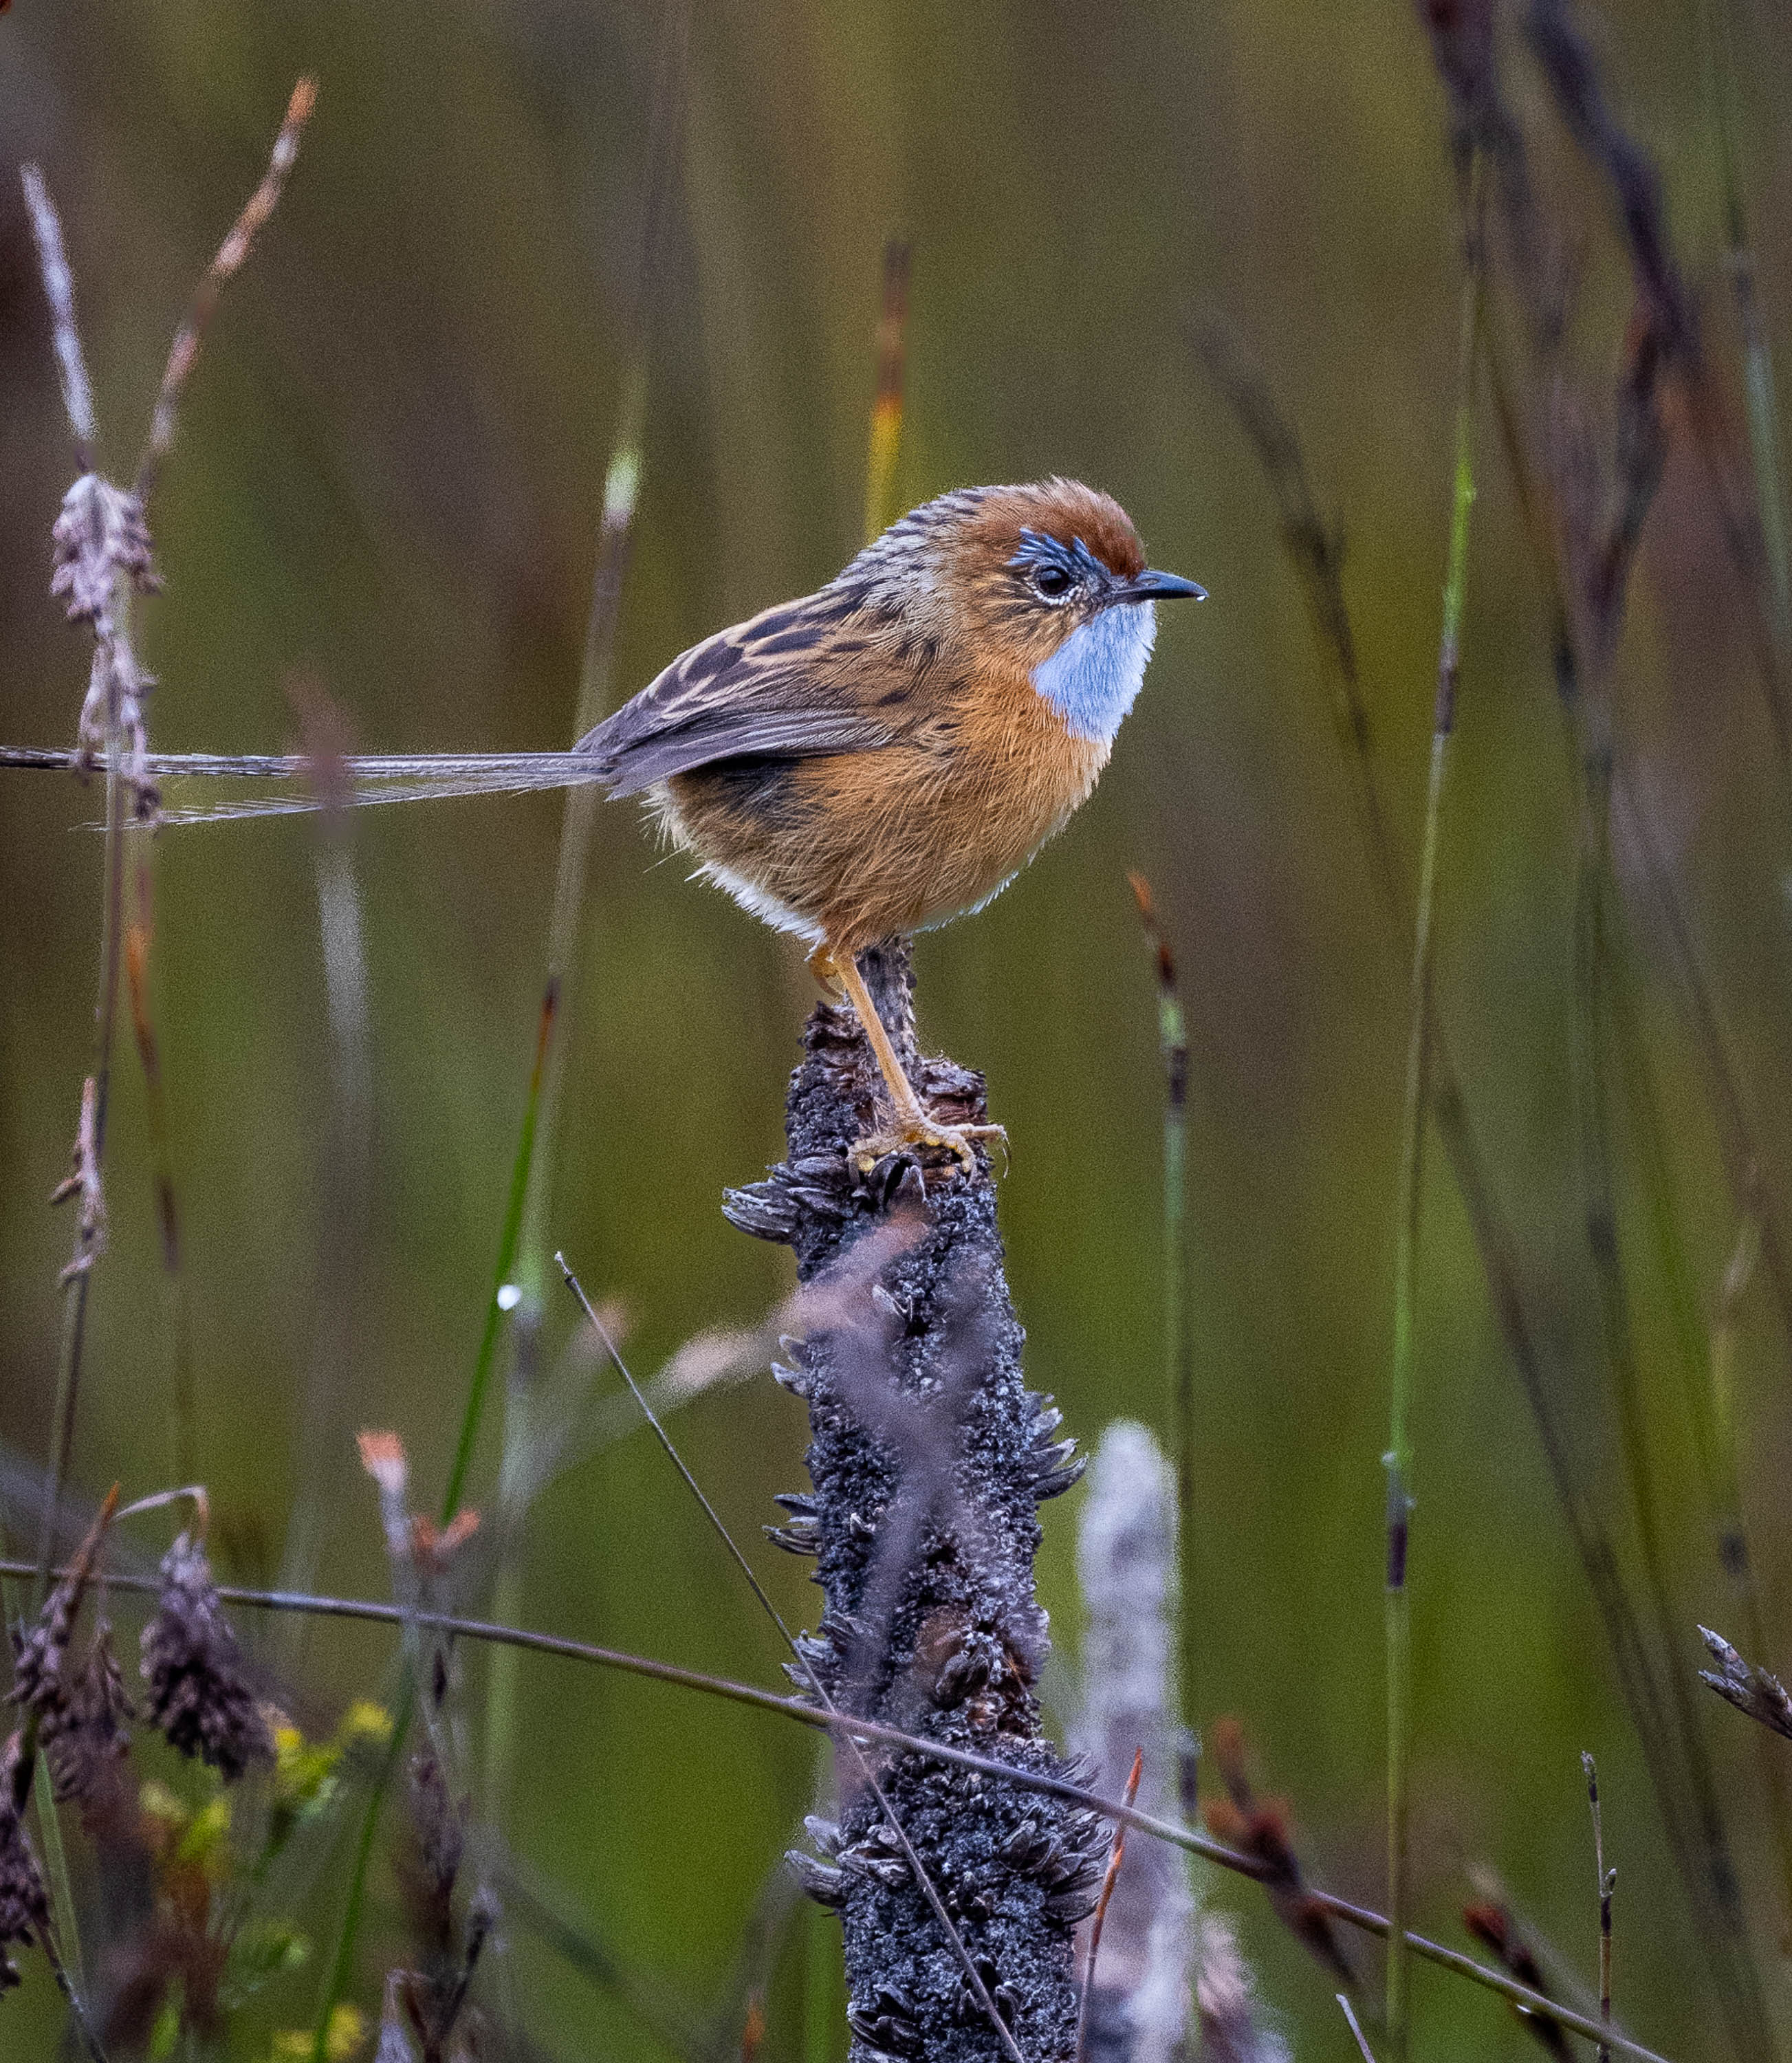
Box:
[1,479,1199,1169]
[576,478,1204,1172]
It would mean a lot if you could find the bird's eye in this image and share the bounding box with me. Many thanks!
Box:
[1032,564,1072,599]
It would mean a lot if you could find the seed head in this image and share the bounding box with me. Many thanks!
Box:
[404,1751,465,1958]
[140,1531,272,1780]
[47,1619,135,1804]
[50,474,159,626]
[8,1486,126,1798]
[0,1736,48,1992]
[8,1592,78,1739]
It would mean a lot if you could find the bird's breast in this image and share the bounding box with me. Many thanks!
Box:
[657,654,1113,950]
[913,658,1111,905]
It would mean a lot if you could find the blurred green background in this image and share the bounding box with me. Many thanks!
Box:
[5,0,1792,2055]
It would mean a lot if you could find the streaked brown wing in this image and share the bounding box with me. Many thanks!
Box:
[575,588,897,798]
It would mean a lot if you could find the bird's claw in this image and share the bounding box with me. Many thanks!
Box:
[853,1114,1007,1179]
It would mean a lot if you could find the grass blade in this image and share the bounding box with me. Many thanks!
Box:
[1384,160,1484,2060]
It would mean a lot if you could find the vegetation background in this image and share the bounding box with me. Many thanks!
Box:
[3,0,1791,2054]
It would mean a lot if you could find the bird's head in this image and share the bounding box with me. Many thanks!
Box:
[839,478,1205,745]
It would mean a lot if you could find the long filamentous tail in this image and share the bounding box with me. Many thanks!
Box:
[0,746,608,824]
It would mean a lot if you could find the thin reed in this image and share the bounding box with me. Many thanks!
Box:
[1382,155,1485,2059]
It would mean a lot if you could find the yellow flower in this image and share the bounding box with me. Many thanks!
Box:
[338,1700,393,1749]
[268,2002,366,2060]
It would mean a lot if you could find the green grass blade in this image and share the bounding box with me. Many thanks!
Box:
[1384,166,1483,2060]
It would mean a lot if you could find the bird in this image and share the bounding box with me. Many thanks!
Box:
[1,480,1199,1170]
[574,477,1205,1175]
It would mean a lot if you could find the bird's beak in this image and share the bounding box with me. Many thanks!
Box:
[1115,568,1207,604]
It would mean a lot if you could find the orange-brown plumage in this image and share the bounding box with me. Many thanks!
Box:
[576,478,1202,1167]
[660,653,1108,952]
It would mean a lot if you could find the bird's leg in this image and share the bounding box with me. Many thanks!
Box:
[805,941,847,1000]
[818,943,1005,1177]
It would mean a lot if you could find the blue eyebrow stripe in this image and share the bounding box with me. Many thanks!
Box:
[1008,529,1111,587]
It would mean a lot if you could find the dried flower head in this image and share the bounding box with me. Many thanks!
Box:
[47,470,162,810]
[8,1589,78,1739]
[358,1430,411,1560]
[404,1752,466,1960]
[386,1758,495,2057]
[1204,1718,1354,1988]
[140,1531,272,1780]
[1698,1626,1792,1741]
[1462,1901,1571,2061]
[51,473,159,626]
[47,1618,135,1804]
[52,473,162,800]
[8,1483,120,1760]
[0,1735,48,1993]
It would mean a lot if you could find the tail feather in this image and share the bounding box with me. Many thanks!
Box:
[0,746,613,825]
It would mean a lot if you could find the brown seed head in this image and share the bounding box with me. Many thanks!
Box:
[0,1734,48,1993]
[140,1531,272,1780]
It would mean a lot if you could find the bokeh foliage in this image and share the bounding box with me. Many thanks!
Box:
[5,0,1792,2053]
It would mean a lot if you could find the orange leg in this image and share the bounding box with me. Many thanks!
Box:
[812,943,1005,1177]
[806,941,846,999]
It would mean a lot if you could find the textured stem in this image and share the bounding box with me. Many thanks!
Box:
[727,942,1093,2062]
[1584,1752,1614,2063]
[442,985,555,1526]
[275,784,372,1634]
[124,858,196,1485]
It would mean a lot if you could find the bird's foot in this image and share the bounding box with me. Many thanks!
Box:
[853,1110,1007,1179]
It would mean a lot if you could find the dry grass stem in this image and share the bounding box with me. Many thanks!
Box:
[19,164,98,460]
[49,1078,106,1287]
[1073,1747,1141,2063]
[1340,1991,1379,2063]
[138,78,317,497]
[1582,1754,1617,2063]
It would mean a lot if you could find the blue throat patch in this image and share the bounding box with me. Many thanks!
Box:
[1030,602,1157,745]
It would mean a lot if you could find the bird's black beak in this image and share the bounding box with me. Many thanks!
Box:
[1115,568,1207,604]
